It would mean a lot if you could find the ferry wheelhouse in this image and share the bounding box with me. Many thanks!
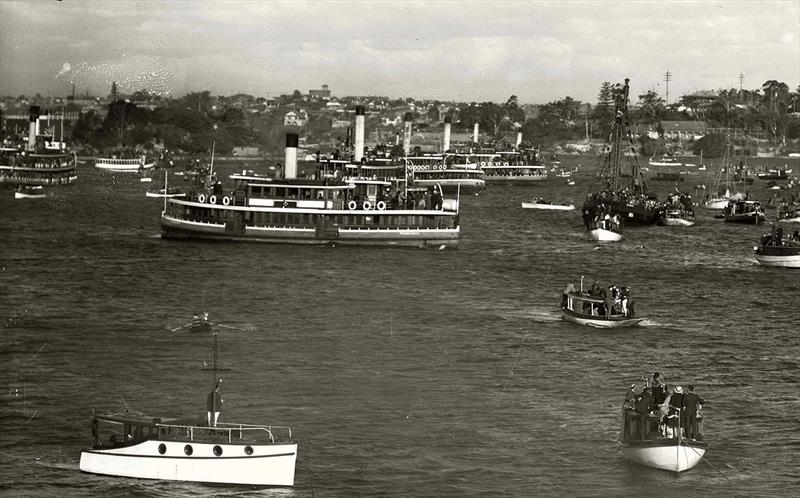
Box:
[406,155,485,193]
[0,107,77,187]
[475,151,547,184]
[79,412,297,486]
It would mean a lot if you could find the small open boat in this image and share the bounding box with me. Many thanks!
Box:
[521,198,575,210]
[754,227,800,268]
[724,200,766,224]
[620,406,707,472]
[586,217,622,242]
[560,279,643,328]
[145,187,185,198]
[14,185,46,199]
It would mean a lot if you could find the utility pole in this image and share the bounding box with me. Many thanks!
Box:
[664,71,672,106]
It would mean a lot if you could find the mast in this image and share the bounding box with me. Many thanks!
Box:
[208,141,216,186]
[609,79,629,191]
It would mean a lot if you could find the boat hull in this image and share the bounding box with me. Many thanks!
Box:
[412,178,485,193]
[588,228,622,242]
[724,213,766,224]
[521,202,574,210]
[95,161,155,172]
[754,253,800,268]
[621,440,706,472]
[161,214,460,248]
[79,439,297,486]
[703,198,729,210]
[561,309,644,328]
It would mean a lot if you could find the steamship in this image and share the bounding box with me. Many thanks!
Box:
[160,133,461,248]
[0,106,78,187]
[406,154,485,194]
[477,150,547,184]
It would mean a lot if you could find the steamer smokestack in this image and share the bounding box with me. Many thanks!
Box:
[473,122,479,143]
[354,105,365,163]
[27,106,40,151]
[403,112,413,156]
[284,133,298,179]
[516,130,523,149]
[443,116,451,152]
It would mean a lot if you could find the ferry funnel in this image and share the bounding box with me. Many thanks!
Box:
[473,122,479,143]
[443,116,451,152]
[516,130,523,149]
[27,106,40,151]
[284,133,299,179]
[403,112,413,156]
[354,105,365,163]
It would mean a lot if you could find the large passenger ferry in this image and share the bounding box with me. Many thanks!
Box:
[475,150,547,184]
[94,155,155,173]
[161,134,461,248]
[0,106,77,187]
[405,154,485,194]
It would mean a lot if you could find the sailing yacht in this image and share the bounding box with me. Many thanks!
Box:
[582,78,659,226]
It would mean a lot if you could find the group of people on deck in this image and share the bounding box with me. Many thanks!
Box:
[623,372,705,440]
[588,280,634,318]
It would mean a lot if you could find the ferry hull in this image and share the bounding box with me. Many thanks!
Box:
[161,214,460,248]
[413,179,485,193]
[79,440,296,486]
[621,441,705,472]
[484,176,546,184]
[1,174,77,186]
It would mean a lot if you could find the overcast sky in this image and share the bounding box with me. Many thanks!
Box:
[1,0,798,105]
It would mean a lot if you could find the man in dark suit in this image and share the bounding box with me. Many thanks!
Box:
[684,385,705,440]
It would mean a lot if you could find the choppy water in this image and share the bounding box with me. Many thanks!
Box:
[1,155,799,497]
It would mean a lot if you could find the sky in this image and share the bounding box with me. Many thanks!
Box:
[1,0,798,105]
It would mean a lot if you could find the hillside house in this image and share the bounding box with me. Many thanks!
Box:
[283,109,308,127]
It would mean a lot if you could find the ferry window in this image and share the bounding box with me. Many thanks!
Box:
[213,445,223,456]
[158,443,166,455]
[184,444,193,455]
[275,187,285,198]
[244,445,254,455]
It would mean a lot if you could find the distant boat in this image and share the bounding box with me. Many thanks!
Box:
[648,154,682,167]
[94,155,155,173]
[756,168,791,181]
[14,185,45,199]
[521,198,575,211]
[724,200,766,224]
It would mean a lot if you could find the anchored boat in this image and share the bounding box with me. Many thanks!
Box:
[161,134,461,248]
[521,197,574,210]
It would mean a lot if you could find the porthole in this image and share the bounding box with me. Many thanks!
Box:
[158,443,166,455]
[244,445,254,455]
[184,444,193,456]
[213,445,223,456]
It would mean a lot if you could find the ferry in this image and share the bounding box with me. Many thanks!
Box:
[0,107,78,187]
[561,281,642,327]
[724,200,766,224]
[756,168,791,181]
[94,155,155,173]
[406,155,485,193]
[754,227,800,268]
[161,134,461,248]
[475,151,547,184]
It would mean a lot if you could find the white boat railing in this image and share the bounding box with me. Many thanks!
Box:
[156,422,292,443]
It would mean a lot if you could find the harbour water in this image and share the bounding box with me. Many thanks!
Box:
[1,156,799,496]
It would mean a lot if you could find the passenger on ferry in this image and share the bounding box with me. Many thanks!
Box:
[561,283,577,307]
[650,372,667,410]
[589,280,602,297]
[658,385,672,436]
[666,386,686,438]
[623,383,638,411]
[634,387,652,415]
[684,385,705,440]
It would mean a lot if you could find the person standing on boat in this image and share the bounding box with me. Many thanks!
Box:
[667,386,685,438]
[207,382,223,427]
[684,385,705,440]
